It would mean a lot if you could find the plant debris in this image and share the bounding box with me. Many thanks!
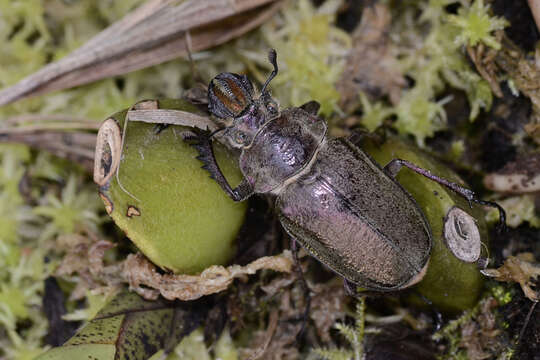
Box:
[481,253,540,302]
[57,237,293,301]
[336,3,405,110]
[484,153,540,193]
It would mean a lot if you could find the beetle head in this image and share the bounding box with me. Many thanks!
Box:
[207,49,280,148]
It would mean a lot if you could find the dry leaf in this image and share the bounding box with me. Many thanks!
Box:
[337,3,405,110]
[123,251,293,301]
[481,254,540,302]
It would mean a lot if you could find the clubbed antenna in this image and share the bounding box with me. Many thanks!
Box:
[261,49,278,94]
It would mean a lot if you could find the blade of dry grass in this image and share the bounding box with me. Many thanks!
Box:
[0,0,282,106]
[0,129,96,172]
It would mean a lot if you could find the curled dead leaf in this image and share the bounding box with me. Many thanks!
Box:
[123,251,293,301]
[481,254,540,302]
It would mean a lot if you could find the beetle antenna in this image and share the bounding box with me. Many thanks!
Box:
[261,49,278,95]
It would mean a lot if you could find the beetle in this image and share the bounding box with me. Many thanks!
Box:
[185,49,506,292]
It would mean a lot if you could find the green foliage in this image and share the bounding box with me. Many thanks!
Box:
[432,300,482,357]
[313,298,376,360]
[385,0,500,145]
[486,195,540,228]
[262,0,351,116]
[33,175,102,242]
[163,328,238,360]
[448,0,508,50]
[0,145,99,358]
[490,285,513,306]
[357,92,395,132]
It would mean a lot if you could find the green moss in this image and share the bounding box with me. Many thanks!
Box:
[385,0,499,146]
[448,0,508,50]
[486,195,540,228]
[166,327,238,360]
[313,298,371,360]
[490,284,513,306]
[262,0,351,116]
[33,175,102,241]
[358,92,395,132]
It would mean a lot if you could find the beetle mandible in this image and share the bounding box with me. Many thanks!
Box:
[186,49,506,291]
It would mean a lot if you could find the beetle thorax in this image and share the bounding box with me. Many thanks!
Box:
[238,107,327,194]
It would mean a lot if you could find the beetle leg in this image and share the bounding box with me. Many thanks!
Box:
[153,123,169,134]
[343,279,359,297]
[184,129,253,201]
[413,291,443,331]
[289,237,311,338]
[383,159,506,231]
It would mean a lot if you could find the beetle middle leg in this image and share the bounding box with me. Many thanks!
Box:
[184,128,254,201]
[289,236,311,339]
[383,158,506,230]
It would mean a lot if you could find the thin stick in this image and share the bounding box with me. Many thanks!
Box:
[115,108,141,202]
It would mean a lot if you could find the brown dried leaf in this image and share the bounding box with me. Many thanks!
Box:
[310,281,347,342]
[495,36,540,110]
[56,239,123,300]
[123,250,293,301]
[481,254,540,301]
[528,0,540,34]
[0,0,283,106]
[337,3,405,110]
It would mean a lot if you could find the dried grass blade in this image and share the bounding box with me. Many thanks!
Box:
[0,0,281,106]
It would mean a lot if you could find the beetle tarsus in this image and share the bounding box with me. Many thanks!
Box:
[383,158,507,231]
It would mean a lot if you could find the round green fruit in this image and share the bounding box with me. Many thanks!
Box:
[96,99,247,274]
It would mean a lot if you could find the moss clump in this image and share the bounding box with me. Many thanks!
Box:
[360,0,505,145]
[448,0,508,50]
[262,0,351,116]
[313,298,376,360]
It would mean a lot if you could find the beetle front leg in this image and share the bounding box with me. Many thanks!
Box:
[184,129,253,202]
[383,159,506,229]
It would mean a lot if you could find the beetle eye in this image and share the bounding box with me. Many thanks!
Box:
[266,100,279,117]
[234,131,247,145]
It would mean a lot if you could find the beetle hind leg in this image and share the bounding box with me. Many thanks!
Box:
[289,237,311,339]
[383,158,506,232]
